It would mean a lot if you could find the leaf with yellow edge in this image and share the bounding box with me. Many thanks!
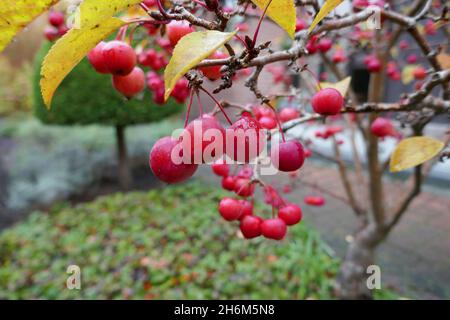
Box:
[390,136,444,173]
[76,0,143,29]
[319,76,352,97]
[41,17,126,108]
[0,0,60,52]
[401,65,418,85]
[250,0,296,38]
[308,0,344,34]
[164,30,237,101]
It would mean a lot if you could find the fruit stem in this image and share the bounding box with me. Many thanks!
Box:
[196,90,204,116]
[128,23,141,45]
[156,0,171,19]
[199,87,233,125]
[184,89,195,128]
[304,67,322,91]
[251,0,273,48]
[116,26,128,41]
[265,101,286,142]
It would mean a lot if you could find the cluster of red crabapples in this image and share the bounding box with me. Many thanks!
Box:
[44,11,69,42]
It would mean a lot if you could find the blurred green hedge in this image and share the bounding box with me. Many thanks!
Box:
[32,42,182,127]
[0,183,341,299]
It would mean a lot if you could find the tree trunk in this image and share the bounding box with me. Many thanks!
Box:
[335,224,386,300]
[115,125,132,191]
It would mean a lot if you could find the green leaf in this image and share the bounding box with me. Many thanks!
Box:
[164,30,237,101]
[390,136,444,172]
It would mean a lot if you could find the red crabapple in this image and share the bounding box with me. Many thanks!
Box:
[278,204,302,226]
[112,67,145,99]
[182,114,225,163]
[238,200,254,219]
[370,117,396,138]
[149,137,198,184]
[222,176,236,191]
[258,116,277,130]
[279,108,300,123]
[234,178,255,197]
[318,38,333,53]
[212,159,230,177]
[261,218,287,240]
[48,11,65,27]
[240,216,262,239]
[218,198,243,221]
[367,58,382,73]
[304,195,325,206]
[311,88,344,115]
[44,26,59,42]
[413,66,427,80]
[295,19,307,32]
[228,114,264,163]
[271,140,305,172]
[102,41,137,76]
[88,42,110,73]
[166,21,195,47]
[199,51,228,80]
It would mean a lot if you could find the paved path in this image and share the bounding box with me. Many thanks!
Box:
[197,161,450,299]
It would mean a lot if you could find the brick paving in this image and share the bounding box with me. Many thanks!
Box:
[197,160,450,299]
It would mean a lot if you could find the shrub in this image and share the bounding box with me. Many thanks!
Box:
[0,183,340,299]
[32,42,182,127]
[31,42,183,189]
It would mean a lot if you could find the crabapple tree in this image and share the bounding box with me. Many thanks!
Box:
[1,0,449,299]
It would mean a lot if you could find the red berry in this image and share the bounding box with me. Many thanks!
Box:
[221,176,236,191]
[279,107,300,123]
[227,114,264,163]
[181,114,225,164]
[102,41,137,76]
[143,0,157,6]
[318,38,332,53]
[234,178,255,197]
[218,198,242,221]
[240,216,262,239]
[170,78,190,103]
[278,204,302,226]
[370,117,396,138]
[48,11,65,28]
[112,67,145,99]
[413,66,427,80]
[149,137,198,184]
[295,19,307,32]
[407,54,418,64]
[258,116,277,130]
[261,218,287,240]
[87,42,110,73]
[271,140,305,172]
[199,51,228,80]
[238,200,253,219]
[304,195,325,206]
[212,159,230,177]
[367,58,382,73]
[237,166,253,179]
[311,88,344,115]
[44,26,59,42]
[166,21,195,47]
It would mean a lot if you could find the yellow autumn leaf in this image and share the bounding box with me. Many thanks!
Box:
[164,30,237,101]
[250,0,296,39]
[401,65,418,85]
[308,0,344,34]
[437,52,450,69]
[41,18,126,108]
[320,76,351,97]
[390,136,444,173]
[76,0,143,29]
[0,0,60,52]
